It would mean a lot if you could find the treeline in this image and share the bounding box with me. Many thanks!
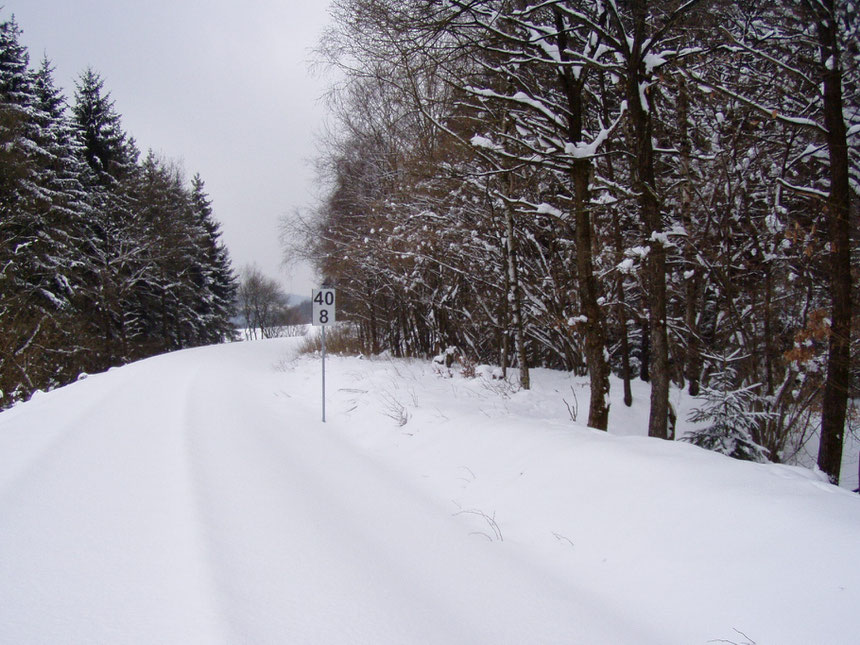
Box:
[0,16,237,409]
[237,265,312,339]
[294,1,859,482]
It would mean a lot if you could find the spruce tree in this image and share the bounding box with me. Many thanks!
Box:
[682,352,770,463]
[71,67,141,365]
[0,16,34,209]
[30,57,92,306]
[72,67,136,183]
[190,174,238,343]
[0,18,80,405]
[0,16,36,406]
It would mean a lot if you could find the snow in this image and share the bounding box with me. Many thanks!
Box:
[470,134,500,151]
[643,52,667,74]
[650,230,671,246]
[526,26,561,65]
[535,202,563,217]
[564,131,608,158]
[1,338,859,644]
[628,244,650,259]
[775,113,823,129]
[639,81,650,113]
[617,257,636,274]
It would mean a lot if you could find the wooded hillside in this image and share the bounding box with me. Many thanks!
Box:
[294,0,859,483]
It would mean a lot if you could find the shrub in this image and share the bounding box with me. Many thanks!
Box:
[682,352,770,463]
[298,324,364,355]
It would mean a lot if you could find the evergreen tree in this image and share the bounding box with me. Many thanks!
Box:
[71,67,141,365]
[72,67,136,183]
[0,19,85,405]
[682,352,770,463]
[0,16,39,406]
[29,56,93,307]
[0,16,34,209]
[190,174,238,343]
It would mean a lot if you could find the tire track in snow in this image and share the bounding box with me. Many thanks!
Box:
[169,364,242,645]
[0,367,139,500]
[1,341,663,644]
[178,351,654,645]
[180,366,485,644]
[0,355,233,644]
[171,349,491,641]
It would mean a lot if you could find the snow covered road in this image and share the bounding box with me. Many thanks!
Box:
[0,340,638,644]
[2,338,859,644]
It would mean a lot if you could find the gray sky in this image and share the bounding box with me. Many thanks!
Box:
[10,0,332,296]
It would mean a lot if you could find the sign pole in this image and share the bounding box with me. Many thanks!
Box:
[321,324,326,423]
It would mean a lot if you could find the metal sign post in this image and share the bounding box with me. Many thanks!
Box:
[321,324,326,422]
[312,288,336,423]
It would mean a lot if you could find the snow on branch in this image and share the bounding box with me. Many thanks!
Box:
[687,71,825,134]
[470,134,502,152]
[517,199,565,219]
[777,178,830,201]
[719,27,819,90]
[563,101,628,159]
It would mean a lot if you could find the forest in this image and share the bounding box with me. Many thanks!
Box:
[290,0,859,484]
[0,16,238,411]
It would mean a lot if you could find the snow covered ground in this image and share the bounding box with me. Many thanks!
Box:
[1,337,859,644]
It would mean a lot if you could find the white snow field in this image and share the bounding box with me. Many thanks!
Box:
[1,337,859,644]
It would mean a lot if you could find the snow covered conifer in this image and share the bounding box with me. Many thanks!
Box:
[683,352,770,463]
[0,16,34,208]
[30,57,92,301]
[72,67,136,183]
[0,19,84,406]
[190,174,238,343]
[70,67,144,365]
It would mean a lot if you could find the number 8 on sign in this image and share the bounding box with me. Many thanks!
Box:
[312,288,336,326]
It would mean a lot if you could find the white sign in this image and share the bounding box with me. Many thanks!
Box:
[312,288,336,326]
[312,288,336,423]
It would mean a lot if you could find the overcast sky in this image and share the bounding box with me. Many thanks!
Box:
[10,0,333,296]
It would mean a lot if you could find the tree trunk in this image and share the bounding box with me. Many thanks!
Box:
[367,284,379,354]
[763,267,774,395]
[500,237,511,380]
[601,71,633,408]
[619,309,634,407]
[813,0,852,485]
[639,315,650,382]
[505,197,530,390]
[573,159,610,429]
[678,76,703,397]
[612,201,634,406]
[557,8,610,428]
[627,0,670,439]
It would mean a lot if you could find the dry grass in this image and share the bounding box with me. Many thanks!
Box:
[297,324,365,356]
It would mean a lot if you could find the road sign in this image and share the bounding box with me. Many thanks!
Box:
[312,288,336,326]
[312,288,335,423]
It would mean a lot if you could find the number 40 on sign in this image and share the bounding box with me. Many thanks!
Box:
[312,288,336,326]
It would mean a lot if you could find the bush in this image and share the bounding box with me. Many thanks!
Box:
[298,324,365,355]
[682,352,770,463]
